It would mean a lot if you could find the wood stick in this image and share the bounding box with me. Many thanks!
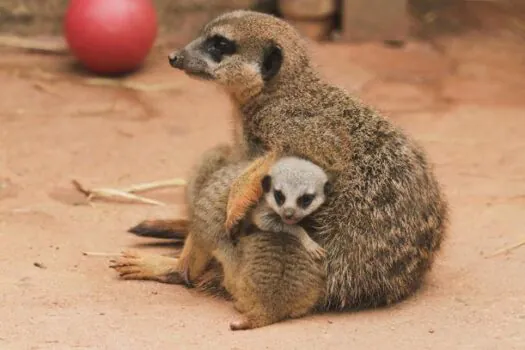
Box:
[82,251,121,257]
[123,178,187,193]
[486,238,525,258]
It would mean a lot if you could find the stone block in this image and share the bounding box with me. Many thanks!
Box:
[341,0,409,42]
[278,0,337,19]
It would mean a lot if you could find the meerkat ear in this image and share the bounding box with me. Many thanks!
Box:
[261,175,272,193]
[323,181,332,196]
[261,44,282,81]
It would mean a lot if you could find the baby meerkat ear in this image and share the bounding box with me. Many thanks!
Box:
[323,181,332,196]
[261,44,283,81]
[261,175,272,193]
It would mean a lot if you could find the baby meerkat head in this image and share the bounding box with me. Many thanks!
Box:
[168,10,311,104]
[261,157,331,225]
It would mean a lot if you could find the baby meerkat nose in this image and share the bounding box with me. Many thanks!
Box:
[283,208,295,219]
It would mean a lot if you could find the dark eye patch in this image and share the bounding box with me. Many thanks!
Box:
[274,190,285,206]
[297,194,315,209]
[204,35,237,62]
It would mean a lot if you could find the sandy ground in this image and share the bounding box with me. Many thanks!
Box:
[1,32,524,349]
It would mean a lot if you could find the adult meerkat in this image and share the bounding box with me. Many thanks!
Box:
[114,10,448,310]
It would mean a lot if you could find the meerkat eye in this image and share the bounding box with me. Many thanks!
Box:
[297,194,315,209]
[274,190,285,206]
[205,35,237,62]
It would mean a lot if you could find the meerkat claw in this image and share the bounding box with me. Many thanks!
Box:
[309,246,327,260]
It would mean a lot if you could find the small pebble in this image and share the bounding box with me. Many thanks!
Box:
[429,329,435,334]
[384,39,406,48]
[33,262,46,269]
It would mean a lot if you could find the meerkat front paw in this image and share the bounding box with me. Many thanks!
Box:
[109,250,184,284]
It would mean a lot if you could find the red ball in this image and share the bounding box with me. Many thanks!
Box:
[64,0,157,75]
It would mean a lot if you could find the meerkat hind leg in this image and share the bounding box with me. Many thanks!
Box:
[109,250,184,284]
[225,152,278,229]
[233,300,249,313]
[175,233,214,284]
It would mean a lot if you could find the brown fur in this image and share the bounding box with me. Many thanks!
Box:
[215,231,324,330]
[117,10,449,312]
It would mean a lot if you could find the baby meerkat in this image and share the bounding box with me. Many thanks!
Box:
[214,228,325,331]
[248,156,330,260]
[211,157,329,330]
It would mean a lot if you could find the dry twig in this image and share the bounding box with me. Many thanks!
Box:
[82,251,121,257]
[82,78,181,92]
[71,178,186,206]
[486,238,525,258]
[123,179,187,193]
[72,180,165,206]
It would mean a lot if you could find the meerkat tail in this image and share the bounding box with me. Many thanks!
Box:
[225,152,278,229]
[128,219,189,239]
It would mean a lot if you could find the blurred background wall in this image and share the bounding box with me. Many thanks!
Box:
[0,0,523,42]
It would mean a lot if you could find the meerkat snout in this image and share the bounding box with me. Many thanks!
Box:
[168,51,183,69]
[283,208,295,220]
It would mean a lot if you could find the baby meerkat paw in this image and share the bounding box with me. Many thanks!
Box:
[305,243,327,261]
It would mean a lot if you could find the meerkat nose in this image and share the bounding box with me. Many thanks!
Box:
[283,208,295,219]
[168,51,183,69]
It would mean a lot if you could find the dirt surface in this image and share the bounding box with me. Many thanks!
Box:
[1,31,525,349]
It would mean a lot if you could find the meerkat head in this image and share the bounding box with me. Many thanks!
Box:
[168,10,312,104]
[261,157,331,225]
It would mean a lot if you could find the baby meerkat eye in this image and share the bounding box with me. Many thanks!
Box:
[297,194,315,209]
[274,190,285,206]
[205,35,237,62]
